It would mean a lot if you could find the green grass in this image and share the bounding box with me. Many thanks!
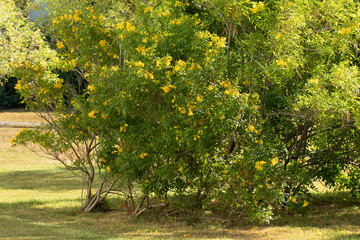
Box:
[0,125,360,239]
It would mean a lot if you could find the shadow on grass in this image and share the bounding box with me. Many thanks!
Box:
[329,234,360,240]
[0,199,254,240]
[271,191,360,231]
[0,169,81,191]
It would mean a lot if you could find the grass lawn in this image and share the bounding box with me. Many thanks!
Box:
[0,112,359,239]
[0,109,45,123]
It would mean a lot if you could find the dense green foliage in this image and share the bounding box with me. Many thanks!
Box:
[0,77,23,109]
[3,0,360,222]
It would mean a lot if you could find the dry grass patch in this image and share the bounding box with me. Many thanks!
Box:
[0,109,45,123]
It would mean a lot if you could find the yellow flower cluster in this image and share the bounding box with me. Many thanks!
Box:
[156,55,172,69]
[144,72,154,80]
[161,84,176,93]
[103,99,111,106]
[100,40,107,47]
[135,45,150,55]
[196,30,211,39]
[88,110,99,118]
[255,161,266,170]
[57,41,65,49]
[140,153,148,159]
[251,2,265,13]
[193,130,203,141]
[276,59,287,67]
[120,123,128,132]
[87,85,96,92]
[178,107,186,114]
[339,27,350,35]
[54,78,64,89]
[71,59,77,67]
[248,124,255,132]
[271,157,278,166]
[225,87,240,98]
[173,60,186,72]
[39,88,49,95]
[133,61,145,67]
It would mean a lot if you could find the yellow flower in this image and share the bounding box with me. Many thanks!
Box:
[173,60,186,72]
[340,27,350,35]
[251,2,265,13]
[140,153,148,159]
[248,124,255,132]
[119,126,127,132]
[125,22,135,32]
[255,161,266,170]
[87,85,96,92]
[145,72,154,79]
[178,166,183,172]
[57,41,64,49]
[271,157,278,166]
[178,107,186,114]
[251,6,259,13]
[101,114,108,119]
[144,180,149,184]
[71,59,77,67]
[103,99,110,106]
[73,13,81,21]
[88,110,99,118]
[276,59,287,67]
[133,61,144,67]
[54,79,64,89]
[33,66,39,71]
[303,200,309,207]
[136,45,146,54]
[162,86,171,93]
[196,95,203,102]
[289,196,297,203]
[188,109,194,116]
[106,166,111,173]
[100,40,106,47]
[144,6,152,13]
[116,22,125,30]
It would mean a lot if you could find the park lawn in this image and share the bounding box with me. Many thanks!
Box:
[0,121,359,239]
[0,109,45,123]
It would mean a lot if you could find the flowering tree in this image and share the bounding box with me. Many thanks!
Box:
[9,0,360,222]
[7,0,284,221]
[205,0,360,203]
